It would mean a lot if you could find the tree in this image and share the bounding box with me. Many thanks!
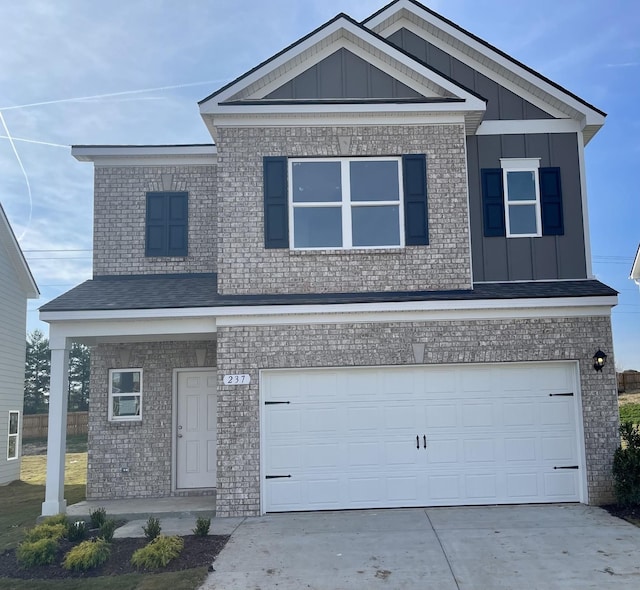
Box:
[68,343,91,411]
[24,329,50,414]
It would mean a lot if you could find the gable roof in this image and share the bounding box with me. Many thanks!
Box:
[199,12,487,133]
[364,0,605,142]
[631,243,640,284]
[0,202,39,299]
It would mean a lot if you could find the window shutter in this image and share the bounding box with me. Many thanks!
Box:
[264,157,289,248]
[540,167,564,236]
[167,193,188,256]
[146,193,167,256]
[481,168,506,237]
[402,154,428,246]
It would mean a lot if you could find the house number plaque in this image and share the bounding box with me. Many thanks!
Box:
[223,374,251,385]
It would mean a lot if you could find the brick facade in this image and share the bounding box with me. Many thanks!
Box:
[93,165,217,276]
[216,124,471,295]
[215,315,618,516]
[87,340,216,500]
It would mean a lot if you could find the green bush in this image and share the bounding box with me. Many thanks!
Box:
[17,538,59,568]
[66,520,88,542]
[193,517,211,537]
[63,538,111,572]
[23,523,67,543]
[613,421,640,506]
[620,404,640,426]
[41,514,69,527]
[99,518,118,542]
[131,535,184,569]
[89,507,107,529]
[143,516,161,542]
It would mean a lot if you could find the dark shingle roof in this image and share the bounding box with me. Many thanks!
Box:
[39,273,617,313]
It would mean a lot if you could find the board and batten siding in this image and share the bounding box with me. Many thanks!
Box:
[0,248,28,484]
[467,133,586,281]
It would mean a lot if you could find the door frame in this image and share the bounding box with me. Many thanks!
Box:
[260,360,586,514]
[171,367,217,493]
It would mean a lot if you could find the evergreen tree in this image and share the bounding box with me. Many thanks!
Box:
[68,343,91,411]
[24,329,50,414]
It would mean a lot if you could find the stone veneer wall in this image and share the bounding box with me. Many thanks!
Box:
[87,340,216,500]
[215,125,471,295]
[93,165,217,276]
[216,315,618,516]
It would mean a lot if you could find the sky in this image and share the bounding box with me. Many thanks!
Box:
[1,0,638,369]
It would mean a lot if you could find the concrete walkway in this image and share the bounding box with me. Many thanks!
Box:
[200,505,640,590]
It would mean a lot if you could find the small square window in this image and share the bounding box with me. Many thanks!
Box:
[109,369,142,422]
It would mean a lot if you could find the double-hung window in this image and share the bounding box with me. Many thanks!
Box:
[7,411,19,460]
[289,158,404,249]
[501,158,542,237]
[108,369,142,422]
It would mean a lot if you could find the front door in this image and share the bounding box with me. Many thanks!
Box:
[176,370,217,489]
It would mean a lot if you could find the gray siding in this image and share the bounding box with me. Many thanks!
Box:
[0,245,27,484]
[266,48,423,99]
[93,164,217,276]
[467,133,586,281]
[387,28,552,120]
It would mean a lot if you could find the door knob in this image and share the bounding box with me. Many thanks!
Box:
[177,434,183,438]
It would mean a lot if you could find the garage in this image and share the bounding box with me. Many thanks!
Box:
[262,362,583,512]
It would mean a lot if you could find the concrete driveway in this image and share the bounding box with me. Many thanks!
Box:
[201,505,640,589]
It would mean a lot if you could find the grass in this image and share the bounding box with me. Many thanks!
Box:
[21,434,88,456]
[619,390,640,426]
[0,450,210,589]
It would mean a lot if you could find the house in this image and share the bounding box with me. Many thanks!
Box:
[631,243,640,289]
[40,0,619,517]
[0,202,39,485]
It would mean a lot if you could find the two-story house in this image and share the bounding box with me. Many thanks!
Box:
[40,0,618,518]
[0,202,39,485]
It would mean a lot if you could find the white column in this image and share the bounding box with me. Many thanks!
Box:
[41,336,70,516]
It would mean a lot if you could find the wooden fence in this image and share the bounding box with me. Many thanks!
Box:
[618,372,640,393]
[22,412,88,439]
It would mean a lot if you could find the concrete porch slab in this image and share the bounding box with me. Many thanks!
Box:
[66,495,216,521]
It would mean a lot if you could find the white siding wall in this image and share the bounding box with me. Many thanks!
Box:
[0,247,28,485]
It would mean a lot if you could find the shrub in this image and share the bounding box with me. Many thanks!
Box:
[143,516,161,542]
[613,421,640,506]
[131,535,184,569]
[63,538,111,572]
[66,520,88,542]
[24,523,67,543]
[41,514,69,527]
[193,517,211,537]
[89,507,108,529]
[17,538,58,568]
[99,519,118,543]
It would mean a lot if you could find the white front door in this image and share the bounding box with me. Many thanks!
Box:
[263,363,582,512]
[176,370,217,489]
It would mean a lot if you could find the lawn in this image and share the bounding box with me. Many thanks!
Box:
[618,390,640,426]
[0,451,213,589]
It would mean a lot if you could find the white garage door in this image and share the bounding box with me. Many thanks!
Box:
[262,363,582,512]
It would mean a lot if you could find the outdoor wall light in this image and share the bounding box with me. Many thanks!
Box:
[593,349,607,372]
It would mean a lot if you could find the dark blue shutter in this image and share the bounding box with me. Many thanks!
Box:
[264,157,289,249]
[540,167,564,236]
[481,169,506,237]
[146,192,188,256]
[402,154,428,246]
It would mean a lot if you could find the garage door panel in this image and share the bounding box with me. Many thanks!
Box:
[263,363,581,512]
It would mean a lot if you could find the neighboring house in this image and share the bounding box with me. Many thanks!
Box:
[40,0,619,517]
[631,243,640,289]
[0,202,39,485]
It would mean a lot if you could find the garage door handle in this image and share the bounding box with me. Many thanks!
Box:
[416,435,419,449]
[423,435,427,449]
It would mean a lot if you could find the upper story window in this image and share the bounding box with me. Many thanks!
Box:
[501,159,541,238]
[481,161,564,238]
[108,369,142,422]
[290,158,403,249]
[7,411,19,460]
[145,192,188,257]
[264,155,429,250]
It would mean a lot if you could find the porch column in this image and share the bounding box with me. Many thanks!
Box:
[41,336,70,516]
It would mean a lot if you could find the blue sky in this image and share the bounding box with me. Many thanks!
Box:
[1,0,638,368]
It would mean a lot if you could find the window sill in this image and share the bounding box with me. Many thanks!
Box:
[289,247,406,256]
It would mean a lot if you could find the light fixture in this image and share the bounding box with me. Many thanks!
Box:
[593,349,607,372]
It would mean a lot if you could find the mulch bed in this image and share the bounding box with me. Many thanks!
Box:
[602,504,640,524]
[0,535,229,579]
